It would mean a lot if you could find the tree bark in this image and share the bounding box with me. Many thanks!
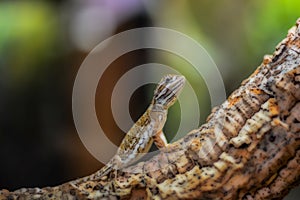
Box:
[1,19,300,200]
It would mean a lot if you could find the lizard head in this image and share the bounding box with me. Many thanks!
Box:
[152,74,185,109]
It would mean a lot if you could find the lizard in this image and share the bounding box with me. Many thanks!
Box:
[71,74,186,185]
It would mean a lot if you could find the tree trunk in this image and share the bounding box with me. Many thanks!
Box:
[1,19,300,200]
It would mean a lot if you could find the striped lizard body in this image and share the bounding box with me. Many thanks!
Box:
[72,74,186,184]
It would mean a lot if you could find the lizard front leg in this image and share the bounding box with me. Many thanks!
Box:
[153,130,168,149]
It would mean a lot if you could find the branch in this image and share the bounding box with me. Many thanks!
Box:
[1,19,300,200]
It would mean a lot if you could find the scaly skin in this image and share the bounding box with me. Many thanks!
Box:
[71,75,186,185]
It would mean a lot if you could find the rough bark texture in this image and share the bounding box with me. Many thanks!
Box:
[1,19,300,200]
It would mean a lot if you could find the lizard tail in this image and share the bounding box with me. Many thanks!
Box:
[93,159,114,179]
[70,160,114,185]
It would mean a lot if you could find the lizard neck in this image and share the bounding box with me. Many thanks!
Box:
[150,103,166,112]
[149,104,167,131]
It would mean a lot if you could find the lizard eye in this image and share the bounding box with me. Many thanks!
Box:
[165,77,171,82]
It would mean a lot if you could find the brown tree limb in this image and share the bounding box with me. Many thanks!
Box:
[1,19,300,200]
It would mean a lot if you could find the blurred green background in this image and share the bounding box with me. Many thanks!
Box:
[0,0,299,199]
